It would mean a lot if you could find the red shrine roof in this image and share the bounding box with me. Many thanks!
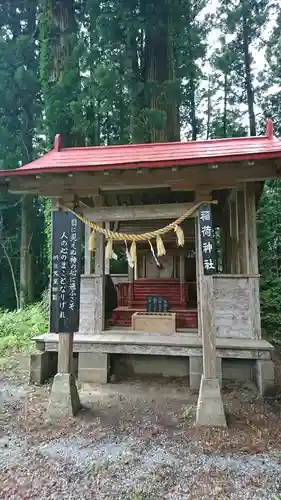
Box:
[1,119,281,177]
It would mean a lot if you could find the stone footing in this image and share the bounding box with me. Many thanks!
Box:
[78,353,109,383]
[48,373,81,420]
[30,351,57,385]
[196,376,227,427]
[255,359,275,395]
[190,356,222,391]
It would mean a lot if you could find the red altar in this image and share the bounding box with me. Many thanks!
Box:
[112,279,197,329]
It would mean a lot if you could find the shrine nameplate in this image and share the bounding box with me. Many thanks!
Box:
[146,296,169,313]
[50,210,83,333]
[199,203,217,275]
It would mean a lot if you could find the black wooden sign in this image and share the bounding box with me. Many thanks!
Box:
[199,204,217,275]
[50,211,83,333]
[146,295,169,313]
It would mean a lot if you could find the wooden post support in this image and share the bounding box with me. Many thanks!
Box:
[105,222,110,275]
[246,183,259,275]
[47,203,81,421]
[128,264,134,308]
[179,251,185,305]
[94,230,105,333]
[84,224,92,275]
[58,332,74,373]
[195,195,226,428]
[48,332,81,421]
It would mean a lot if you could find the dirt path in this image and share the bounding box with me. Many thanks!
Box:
[1,356,281,499]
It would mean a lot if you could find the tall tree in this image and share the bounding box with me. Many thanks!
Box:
[208,38,247,138]
[39,0,84,147]
[177,0,211,140]
[0,0,46,308]
[217,0,270,136]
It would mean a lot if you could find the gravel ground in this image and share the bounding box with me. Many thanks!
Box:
[1,356,281,499]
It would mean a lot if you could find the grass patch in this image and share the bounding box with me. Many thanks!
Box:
[0,302,48,356]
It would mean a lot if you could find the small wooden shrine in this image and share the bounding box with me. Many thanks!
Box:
[0,120,280,425]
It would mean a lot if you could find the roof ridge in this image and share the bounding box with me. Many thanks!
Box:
[58,134,276,153]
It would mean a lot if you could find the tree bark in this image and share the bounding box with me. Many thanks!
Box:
[20,196,34,307]
[1,242,20,311]
[190,72,197,140]
[223,73,228,138]
[242,11,256,136]
[141,0,180,143]
[20,0,37,307]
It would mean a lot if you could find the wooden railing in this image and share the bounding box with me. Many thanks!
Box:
[116,282,129,306]
[116,279,196,309]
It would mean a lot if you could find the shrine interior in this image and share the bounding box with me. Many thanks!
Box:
[79,187,229,332]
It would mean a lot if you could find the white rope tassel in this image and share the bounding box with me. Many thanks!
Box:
[156,234,166,257]
[105,238,118,260]
[174,224,185,247]
[148,240,161,268]
[124,240,134,268]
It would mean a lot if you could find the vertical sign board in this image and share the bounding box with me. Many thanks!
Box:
[50,211,83,333]
[199,204,217,275]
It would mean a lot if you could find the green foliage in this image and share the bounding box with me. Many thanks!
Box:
[260,278,281,343]
[258,181,281,342]
[0,0,280,353]
[0,302,48,355]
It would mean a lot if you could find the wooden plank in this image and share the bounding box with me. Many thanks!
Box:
[249,277,261,339]
[243,184,250,274]
[105,222,110,275]
[58,332,74,373]
[237,188,247,273]
[83,202,196,222]
[93,230,105,333]
[202,275,216,378]
[246,183,259,274]
[214,277,251,338]
[195,190,217,379]
[7,159,279,197]
[84,224,92,274]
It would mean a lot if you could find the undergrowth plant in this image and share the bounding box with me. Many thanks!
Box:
[0,301,48,356]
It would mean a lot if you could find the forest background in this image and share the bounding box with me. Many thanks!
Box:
[0,0,280,350]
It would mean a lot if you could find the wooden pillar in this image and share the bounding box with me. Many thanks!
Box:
[84,224,92,274]
[48,201,80,420]
[179,251,185,305]
[128,264,134,308]
[94,230,105,333]
[58,332,74,373]
[196,216,217,379]
[246,184,259,275]
[229,195,240,274]
[195,191,226,427]
[105,222,110,275]
[237,184,250,274]
[195,218,201,336]
[49,330,81,420]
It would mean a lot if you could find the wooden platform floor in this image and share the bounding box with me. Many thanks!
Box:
[34,330,274,359]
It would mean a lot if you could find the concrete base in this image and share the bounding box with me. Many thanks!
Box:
[190,356,222,391]
[255,359,275,395]
[48,373,81,420]
[30,351,57,385]
[78,353,109,383]
[111,353,189,378]
[196,376,227,428]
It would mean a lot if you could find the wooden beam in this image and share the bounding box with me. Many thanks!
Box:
[7,159,280,197]
[93,230,105,333]
[82,202,197,222]
[246,183,259,275]
[58,332,74,373]
[84,224,92,275]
